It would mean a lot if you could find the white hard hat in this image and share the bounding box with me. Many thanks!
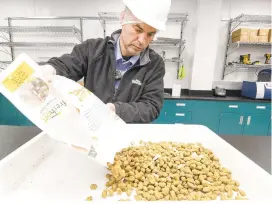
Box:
[122,0,171,31]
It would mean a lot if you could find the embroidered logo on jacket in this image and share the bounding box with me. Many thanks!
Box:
[132,79,142,86]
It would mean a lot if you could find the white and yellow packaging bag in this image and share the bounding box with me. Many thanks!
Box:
[0,53,126,165]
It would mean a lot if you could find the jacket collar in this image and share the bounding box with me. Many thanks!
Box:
[108,29,150,66]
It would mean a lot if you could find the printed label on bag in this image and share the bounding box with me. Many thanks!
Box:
[40,98,67,123]
[69,87,91,102]
[2,62,34,92]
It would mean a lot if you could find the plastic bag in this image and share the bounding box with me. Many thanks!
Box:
[0,53,126,166]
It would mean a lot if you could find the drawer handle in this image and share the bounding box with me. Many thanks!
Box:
[256,106,266,109]
[239,116,244,125]
[176,103,186,107]
[229,105,238,108]
[176,113,185,117]
[247,116,251,126]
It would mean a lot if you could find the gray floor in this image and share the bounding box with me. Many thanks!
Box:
[0,126,41,160]
[220,135,271,174]
[0,126,271,174]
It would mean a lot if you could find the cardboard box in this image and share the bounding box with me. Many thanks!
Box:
[258,36,268,43]
[258,29,269,36]
[232,28,250,38]
[232,35,249,43]
[249,35,259,43]
[249,29,258,36]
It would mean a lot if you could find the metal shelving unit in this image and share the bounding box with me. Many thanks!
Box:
[0,26,81,33]
[151,37,185,47]
[164,58,183,63]
[0,42,77,47]
[0,13,188,76]
[98,12,188,23]
[0,26,82,41]
[0,60,47,65]
[222,14,272,79]
[227,63,272,69]
[231,41,272,47]
[231,14,271,24]
[0,17,86,61]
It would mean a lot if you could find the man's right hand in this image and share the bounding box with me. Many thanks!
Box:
[39,64,57,82]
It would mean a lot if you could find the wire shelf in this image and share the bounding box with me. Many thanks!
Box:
[231,42,272,47]
[5,16,100,20]
[168,13,188,23]
[0,26,81,34]
[227,63,272,69]
[163,58,183,63]
[0,42,77,47]
[151,37,185,46]
[0,60,47,65]
[231,14,272,24]
[98,12,188,23]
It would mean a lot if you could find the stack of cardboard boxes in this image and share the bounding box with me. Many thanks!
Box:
[232,28,272,43]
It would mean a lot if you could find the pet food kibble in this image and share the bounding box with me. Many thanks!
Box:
[239,189,246,197]
[126,189,132,196]
[102,190,107,198]
[86,196,93,201]
[108,189,114,196]
[100,141,244,201]
[116,188,122,195]
[90,184,97,190]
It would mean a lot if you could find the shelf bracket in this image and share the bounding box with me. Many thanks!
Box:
[7,18,14,61]
[0,32,9,41]
[98,14,106,38]
[227,42,240,56]
[0,48,11,56]
[230,20,242,33]
[79,18,84,42]
[177,17,187,80]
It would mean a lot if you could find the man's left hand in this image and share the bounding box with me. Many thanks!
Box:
[106,103,116,112]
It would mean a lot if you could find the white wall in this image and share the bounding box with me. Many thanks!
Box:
[0,0,197,89]
[190,0,222,90]
[213,0,271,89]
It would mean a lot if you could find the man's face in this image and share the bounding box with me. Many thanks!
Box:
[120,23,157,56]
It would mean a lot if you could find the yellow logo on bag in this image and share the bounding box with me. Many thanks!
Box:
[2,62,34,92]
[69,88,91,102]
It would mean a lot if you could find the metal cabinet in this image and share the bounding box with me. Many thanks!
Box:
[268,122,271,136]
[219,113,245,135]
[190,101,221,133]
[219,102,271,136]
[243,114,271,136]
[0,94,19,126]
[218,113,270,136]
[153,99,271,136]
[0,94,33,126]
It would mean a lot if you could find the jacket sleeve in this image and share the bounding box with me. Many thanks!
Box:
[46,40,90,82]
[113,59,165,124]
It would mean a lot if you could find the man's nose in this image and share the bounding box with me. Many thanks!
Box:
[138,33,148,45]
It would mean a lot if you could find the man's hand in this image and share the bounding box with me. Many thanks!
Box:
[39,64,57,82]
[106,103,116,112]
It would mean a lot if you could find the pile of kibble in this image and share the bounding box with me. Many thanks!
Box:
[86,141,247,201]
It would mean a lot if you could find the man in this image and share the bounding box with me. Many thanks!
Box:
[42,0,171,123]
